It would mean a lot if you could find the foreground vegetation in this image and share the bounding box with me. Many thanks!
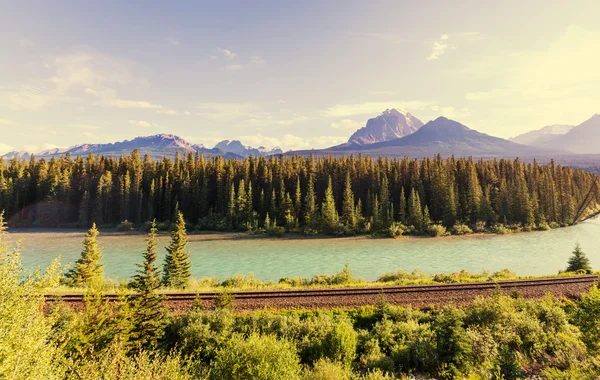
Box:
[2,212,599,379]
[1,152,599,238]
[3,244,600,379]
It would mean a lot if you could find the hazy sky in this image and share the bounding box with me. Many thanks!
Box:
[1,0,599,154]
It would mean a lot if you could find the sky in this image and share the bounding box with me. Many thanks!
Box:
[1,0,599,154]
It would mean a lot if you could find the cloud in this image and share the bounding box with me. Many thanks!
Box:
[0,119,16,126]
[165,37,180,46]
[237,134,348,151]
[330,119,363,131]
[226,64,243,71]
[18,38,35,48]
[249,56,265,64]
[0,47,172,115]
[322,101,432,117]
[194,102,271,122]
[348,31,408,43]
[217,48,237,60]
[0,143,14,154]
[461,26,600,134]
[128,120,161,128]
[276,115,309,126]
[368,90,395,96]
[426,34,453,61]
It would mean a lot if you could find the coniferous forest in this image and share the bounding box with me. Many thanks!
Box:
[1,151,599,235]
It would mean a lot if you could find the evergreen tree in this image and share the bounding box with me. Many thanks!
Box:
[64,223,104,287]
[341,172,356,228]
[407,188,423,230]
[398,187,407,224]
[162,212,192,288]
[566,243,592,272]
[130,220,166,349]
[320,176,339,232]
[304,174,317,228]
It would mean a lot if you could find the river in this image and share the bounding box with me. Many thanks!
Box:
[6,216,600,282]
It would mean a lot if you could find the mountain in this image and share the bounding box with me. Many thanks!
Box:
[544,114,600,154]
[214,140,283,157]
[510,124,574,146]
[344,109,424,145]
[1,134,243,160]
[1,151,31,160]
[294,117,562,158]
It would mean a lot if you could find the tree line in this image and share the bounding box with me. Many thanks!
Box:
[1,151,599,235]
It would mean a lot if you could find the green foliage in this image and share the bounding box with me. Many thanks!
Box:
[64,223,104,287]
[427,223,449,237]
[4,153,597,237]
[451,223,473,235]
[116,219,134,231]
[64,341,197,380]
[0,212,64,379]
[162,212,192,288]
[129,220,167,350]
[566,243,592,273]
[210,333,302,380]
[303,358,351,380]
[213,289,236,310]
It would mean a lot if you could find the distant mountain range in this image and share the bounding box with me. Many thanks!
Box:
[3,110,600,163]
[1,135,283,160]
[510,124,574,146]
[509,114,600,154]
[297,116,560,158]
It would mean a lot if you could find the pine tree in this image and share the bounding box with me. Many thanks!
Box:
[130,220,166,349]
[398,187,407,224]
[162,212,192,288]
[65,223,104,287]
[341,172,356,228]
[407,188,423,230]
[320,176,339,232]
[304,174,317,228]
[566,243,592,272]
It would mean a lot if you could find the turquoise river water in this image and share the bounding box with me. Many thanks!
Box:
[7,216,600,282]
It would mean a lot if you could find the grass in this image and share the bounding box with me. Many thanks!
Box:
[45,268,597,295]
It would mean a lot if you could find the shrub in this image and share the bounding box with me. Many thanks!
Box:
[279,276,310,287]
[387,222,407,238]
[65,341,196,380]
[116,220,134,231]
[303,358,351,380]
[451,223,472,235]
[210,333,302,380]
[221,273,265,289]
[376,270,428,284]
[156,221,171,231]
[490,224,509,234]
[427,224,448,237]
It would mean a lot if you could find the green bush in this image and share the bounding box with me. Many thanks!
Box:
[116,220,134,231]
[451,223,473,235]
[387,222,407,238]
[303,358,351,380]
[210,333,302,380]
[427,224,448,237]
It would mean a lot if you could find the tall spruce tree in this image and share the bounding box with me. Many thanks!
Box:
[320,176,339,232]
[130,220,167,349]
[341,172,356,228]
[566,243,592,272]
[162,212,192,288]
[65,223,104,287]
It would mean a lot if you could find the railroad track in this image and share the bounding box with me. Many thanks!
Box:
[46,275,598,311]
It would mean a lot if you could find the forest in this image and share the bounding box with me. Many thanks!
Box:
[1,151,599,236]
